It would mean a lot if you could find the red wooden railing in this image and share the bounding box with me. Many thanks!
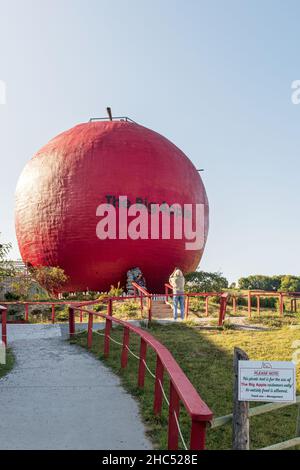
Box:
[69,300,213,450]
[0,305,7,346]
[0,298,108,324]
[165,284,228,326]
[131,282,152,321]
[231,290,300,317]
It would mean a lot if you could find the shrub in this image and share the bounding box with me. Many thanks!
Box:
[108,282,123,297]
[189,297,203,312]
[114,300,139,318]
[4,291,20,301]
[55,306,69,322]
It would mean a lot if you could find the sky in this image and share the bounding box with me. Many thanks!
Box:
[0,0,299,283]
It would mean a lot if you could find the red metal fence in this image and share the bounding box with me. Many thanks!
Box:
[0,305,7,346]
[69,300,213,450]
[0,298,103,323]
[165,283,228,326]
[230,291,300,318]
[3,288,298,448]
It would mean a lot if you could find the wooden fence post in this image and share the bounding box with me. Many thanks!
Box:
[279,293,284,317]
[185,295,190,319]
[205,296,209,316]
[232,296,236,315]
[247,291,251,318]
[233,347,249,450]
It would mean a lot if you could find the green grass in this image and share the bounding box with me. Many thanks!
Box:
[0,348,15,379]
[73,323,300,450]
[248,313,300,328]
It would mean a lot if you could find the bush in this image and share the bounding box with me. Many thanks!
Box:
[7,307,22,321]
[94,303,106,312]
[55,306,69,322]
[108,282,123,297]
[4,291,20,301]
[28,307,52,322]
[114,300,139,318]
[185,271,228,293]
[189,297,203,312]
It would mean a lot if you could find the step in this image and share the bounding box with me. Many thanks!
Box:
[152,307,171,310]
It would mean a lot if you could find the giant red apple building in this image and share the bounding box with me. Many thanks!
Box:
[15,116,209,292]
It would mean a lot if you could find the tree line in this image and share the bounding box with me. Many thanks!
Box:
[237,274,300,292]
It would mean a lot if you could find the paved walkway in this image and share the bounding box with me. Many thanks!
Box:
[0,324,151,450]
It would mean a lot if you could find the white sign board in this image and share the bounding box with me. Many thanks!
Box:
[0,341,5,365]
[238,361,296,403]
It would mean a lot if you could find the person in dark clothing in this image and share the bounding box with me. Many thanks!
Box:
[135,273,146,288]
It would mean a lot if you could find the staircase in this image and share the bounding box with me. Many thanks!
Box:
[151,300,173,319]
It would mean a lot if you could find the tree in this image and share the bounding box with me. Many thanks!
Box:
[10,277,31,300]
[280,275,300,292]
[0,235,15,279]
[185,271,228,293]
[238,275,282,291]
[29,266,68,297]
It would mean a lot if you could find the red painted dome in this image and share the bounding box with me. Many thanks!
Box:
[15,119,209,292]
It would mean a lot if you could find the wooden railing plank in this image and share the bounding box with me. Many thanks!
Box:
[211,395,300,429]
[260,437,300,450]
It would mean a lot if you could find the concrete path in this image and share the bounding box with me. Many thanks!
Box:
[0,324,152,450]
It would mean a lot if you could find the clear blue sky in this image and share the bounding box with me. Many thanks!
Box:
[0,0,299,283]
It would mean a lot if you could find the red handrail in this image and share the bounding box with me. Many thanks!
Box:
[0,297,114,324]
[131,282,152,321]
[69,300,213,450]
[0,305,7,346]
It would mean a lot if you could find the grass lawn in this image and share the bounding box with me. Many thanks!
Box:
[73,322,300,450]
[0,348,15,380]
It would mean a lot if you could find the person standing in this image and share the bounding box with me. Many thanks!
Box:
[169,268,185,320]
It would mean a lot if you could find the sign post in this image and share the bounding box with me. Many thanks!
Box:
[233,348,297,449]
[233,347,249,450]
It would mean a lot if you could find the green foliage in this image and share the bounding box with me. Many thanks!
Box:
[2,269,50,302]
[28,307,51,323]
[4,291,20,301]
[280,275,300,292]
[108,282,123,297]
[189,297,204,312]
[238,274,300,292]
[30,290,51,301]
[113,300,140,318]
[0,235,15,279]
[94,303,107,312]
[248,314,300,328]
[55,306,69,322]
[72,324,300,450]
[236,295,277,309]
[185,271,228,293]
[6,307,22,320]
